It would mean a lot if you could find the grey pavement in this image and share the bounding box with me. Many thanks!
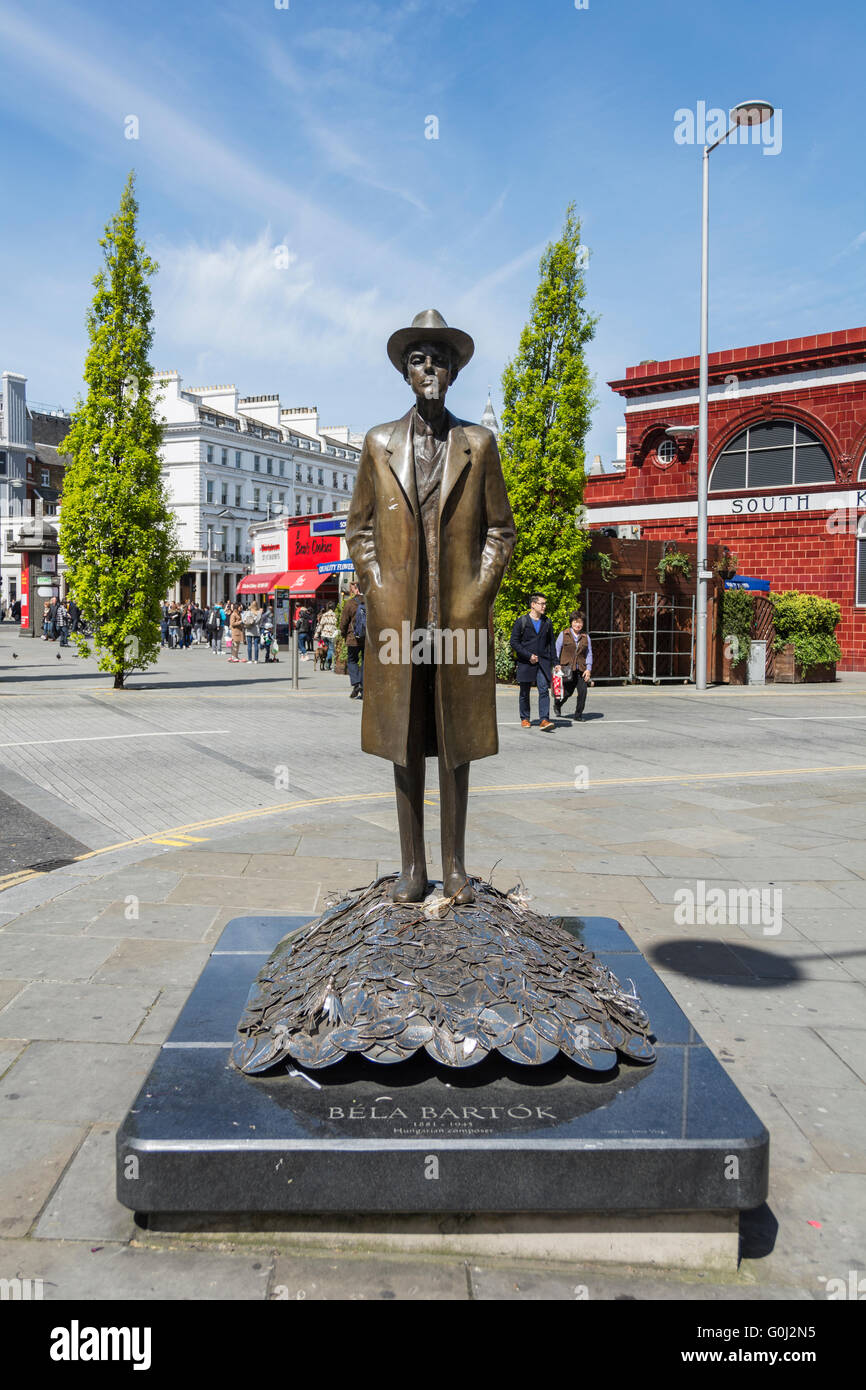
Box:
[0,626,865,1298]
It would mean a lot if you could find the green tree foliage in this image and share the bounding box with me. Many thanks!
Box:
[495,204,597,639]
[59,172,187,688]
[770,590,842,672]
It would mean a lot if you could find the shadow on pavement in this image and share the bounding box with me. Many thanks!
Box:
[649,937,866,988]
[739,1202,779,1261]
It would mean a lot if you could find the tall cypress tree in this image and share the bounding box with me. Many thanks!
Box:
[60,171,186,688]
[496,204,596,638]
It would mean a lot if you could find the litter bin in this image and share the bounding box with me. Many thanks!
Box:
[748,639,767,686]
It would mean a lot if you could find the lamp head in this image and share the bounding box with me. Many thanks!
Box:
[730,100,774,126]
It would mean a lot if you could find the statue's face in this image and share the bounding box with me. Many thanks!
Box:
[405,341,454,404]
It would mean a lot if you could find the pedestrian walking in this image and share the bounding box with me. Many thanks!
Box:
[207,602,224,653]
[193,603,207,645]
[228,603,245,662]
[56,599,70,647]
[261,605,279,663]
[339,581,365,698]
[242,601,262,664]
[314,605,338,669]
[167,603,182,648]
[554,610,593,721]
[160,601,170,648]
[296,606,313,658]
[181,602,194,648]
[510,593,556,731]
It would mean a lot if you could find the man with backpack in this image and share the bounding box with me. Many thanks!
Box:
[339,580,365,699]
[510,593,556,731]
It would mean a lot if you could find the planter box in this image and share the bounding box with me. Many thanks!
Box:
[721,636,748,685]
[774,643,836,684]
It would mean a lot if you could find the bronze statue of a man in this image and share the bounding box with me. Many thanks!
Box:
[346,310,515,905]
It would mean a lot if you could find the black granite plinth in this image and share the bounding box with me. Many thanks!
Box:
[117,915,769,1215]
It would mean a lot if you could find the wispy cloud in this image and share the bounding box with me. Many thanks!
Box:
[832,229,866,264]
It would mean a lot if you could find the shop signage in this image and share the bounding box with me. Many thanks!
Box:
[317,559,354,573]
[288,521,340,567]
[255,535,288,569]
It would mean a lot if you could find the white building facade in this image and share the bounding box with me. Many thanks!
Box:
[154,372,361,604]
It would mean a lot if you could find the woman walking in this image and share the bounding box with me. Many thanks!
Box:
[242,601,262,664]
[167,603,182,648]
[314,605,338,669]
[554,610,594,722]
[228,603,245,662]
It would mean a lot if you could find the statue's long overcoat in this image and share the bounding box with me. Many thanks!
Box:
[345,408,515,770]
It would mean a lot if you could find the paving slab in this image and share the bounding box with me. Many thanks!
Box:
[781,882,864,912]
[648,939,755,978]
[0,1120,85,1237]
[773,1087,866,1173]
[562,852,661,876]
[83,901,218,940]
[0,932,116,982]
[818,945,866,983]
[682,1019,861,1094]
[0,982,160,1044]
[139,850,253,875]
[3,898,110,933]
[0,1041,158,1123]
[826,880,866,910]
[691,977,866,1030]
[0,980,26,1012]
[0,1040,28,1078]
[640,877,744,906]
[34,1123,137,1242]
[131,987,193,1045]
[72,869,185,902]
[466,1263,807,1300]
[269,1251,469,1300]
[724,939,854,982]
[815,1028,866,1083]
[784,909,866,942]
[164,877,322,910]
[0,1235,272,1299]
[93,939,211,990]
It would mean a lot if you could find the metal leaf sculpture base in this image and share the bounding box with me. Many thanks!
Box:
[232,877,656,1074]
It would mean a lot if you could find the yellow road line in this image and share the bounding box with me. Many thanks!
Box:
[0,868,41,891]
[2,759,865,896]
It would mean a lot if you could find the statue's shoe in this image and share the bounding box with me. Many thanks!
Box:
[443,872,475,905]
[390,872,429,904]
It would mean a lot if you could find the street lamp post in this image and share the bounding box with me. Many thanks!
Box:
[206,524,212,610]
[695,99,774,692]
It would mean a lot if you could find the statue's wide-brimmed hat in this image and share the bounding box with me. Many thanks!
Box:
[387,309,475,373]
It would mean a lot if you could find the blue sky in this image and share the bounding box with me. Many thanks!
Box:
[1,0,864,464]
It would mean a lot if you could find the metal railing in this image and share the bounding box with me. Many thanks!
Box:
[584,589,696,684]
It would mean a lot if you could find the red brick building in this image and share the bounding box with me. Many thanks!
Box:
[584,328,866,671]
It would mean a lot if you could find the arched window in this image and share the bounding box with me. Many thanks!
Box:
[710,420,834,491]
[858,451,866,481]
[857,515,866,608]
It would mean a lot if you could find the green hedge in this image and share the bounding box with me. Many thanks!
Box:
[770,590,842,673]
[495,625,516,682]
[719,589,754,665]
